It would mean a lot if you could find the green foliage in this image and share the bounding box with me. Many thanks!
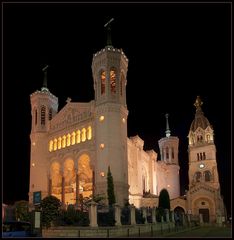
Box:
[107,166,116,206]
[14,200,30,222]
[40,195,61,228]
[158,188,171,210]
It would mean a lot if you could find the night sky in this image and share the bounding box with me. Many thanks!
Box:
[2,2,232,215]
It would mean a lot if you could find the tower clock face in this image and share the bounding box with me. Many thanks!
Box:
[199,163,205,169]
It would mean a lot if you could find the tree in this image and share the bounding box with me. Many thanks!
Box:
[107,166,116,206]
[14,200,30,222]
[158,188,170,210]
[40,195,61,228]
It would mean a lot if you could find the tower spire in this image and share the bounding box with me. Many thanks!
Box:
[104,18,114,47]
[165,113,171,137]
[41,65,49,91]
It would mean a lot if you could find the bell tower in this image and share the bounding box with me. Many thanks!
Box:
[187,96,219,189]
[92,19,129,206]
[186,96,225,222]
[158,114,180,199]
[29,66,58,203]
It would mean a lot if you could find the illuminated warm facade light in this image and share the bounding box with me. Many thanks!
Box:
[99,115,105,122]
[100,172,105,177]
[100,143,105,149]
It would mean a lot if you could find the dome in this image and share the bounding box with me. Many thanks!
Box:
[190,113,211,132]
[190,96,212,132]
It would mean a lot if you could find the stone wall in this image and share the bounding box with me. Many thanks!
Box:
[42,222,175,238]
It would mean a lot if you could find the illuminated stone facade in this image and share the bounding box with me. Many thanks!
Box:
[29,42,225,222]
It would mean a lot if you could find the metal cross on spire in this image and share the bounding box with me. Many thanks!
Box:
[41,65,49,91]
[104,18,114,47]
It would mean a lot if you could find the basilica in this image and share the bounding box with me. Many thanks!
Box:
[29,29,226,223]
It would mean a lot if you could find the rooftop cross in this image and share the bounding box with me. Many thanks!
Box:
[104,18,114,47]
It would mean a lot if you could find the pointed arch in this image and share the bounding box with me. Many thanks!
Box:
[204,170,211,182]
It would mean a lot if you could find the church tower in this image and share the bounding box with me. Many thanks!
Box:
[158,114,180,199]
[92,20,129,205]
[186,96,225,223]
[29,66,58,203]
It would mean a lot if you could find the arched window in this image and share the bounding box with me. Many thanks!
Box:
[49,108,52,120]
[49,140,53,152]
[204,171,211,181]
[76,130,81,144]
[166,147,169,159]
[101,70,106,95]
[41,106,46,125]
[81,128,86,142]
[71,132,76,145]
[58,137,62,149]
[110,68,116,94]
[203,152,206,160]
[87,126,92,140]
[200,152,203,160]
[142,176,146,193]
[35,109,37,125]
[62,135,66,148]
[53,139,57,151]
[195,172,202,182]
[197,153,200,161]
[172,148,174,159]
[66,134,71,147]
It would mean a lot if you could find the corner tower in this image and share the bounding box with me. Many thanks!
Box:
[187,96,225,223]
[158,114,180,199]
[92,20,129,205]
[29,66,58,203]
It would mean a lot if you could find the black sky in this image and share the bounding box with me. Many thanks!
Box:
[2,2,232,215]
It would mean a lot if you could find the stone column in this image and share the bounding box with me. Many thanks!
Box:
[171,210,175,223]
[75,173,79,208]
[182,213,185,226]
[114,204,121,226]
[187,214,191,226]
[161,215,164,223]
[165,209,170,222]
[142,207,147,224]
[199,213,204,225]
[89,201,98,227]
[152,207,156,223]
[130,204,136,225]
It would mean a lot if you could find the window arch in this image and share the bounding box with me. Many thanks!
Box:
[110,68,116,94]
[62,135,66,148]
[87,126,92,140]
[41,106,46,125]
[204,171,211,182]
[66,134,71,147]
[53,139,57,151]
[49,140,53,152]
[194,172,202,182]
[81,128,86,142]
[71,132,76,145]
[197,153,200,161]
[58,137,62,149]
[166,147,169,159]
[76,130,81,144]
[100,70,106,95]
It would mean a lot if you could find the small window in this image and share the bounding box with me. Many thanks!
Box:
[203,152,206,160]
[49,108,52,120]
[166,147,169,159]
[172,148,174,159]
[110,69,116,94]
[41,106,46,125]
[195,172,202,182]
[101,70,106,95]
[197,153,200,161]
[35,109,37,125]
[204,171,211,182]
[200,153,203,161]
